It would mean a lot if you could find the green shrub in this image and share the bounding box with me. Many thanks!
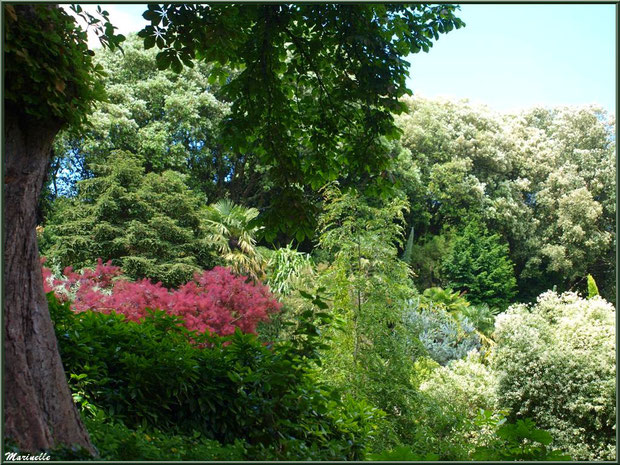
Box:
[258,245,317,343]
[458,302,498,337]
[416,287,498,356]
[48,292,379,460]
[493,291,616,460]
[413,352,499,459]
[419,286,470,314]
[368,445,439,461]
[420,287,500,337]
[4,420,247,461]
[402,400,470,460]
[392,352,496,460]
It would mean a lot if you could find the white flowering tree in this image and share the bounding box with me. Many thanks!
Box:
[395,97,615,302]
[492,292,616,460]
[508,106,615,295]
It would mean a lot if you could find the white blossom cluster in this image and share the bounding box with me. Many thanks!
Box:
[420,350,498,415]
[493,291,616,460]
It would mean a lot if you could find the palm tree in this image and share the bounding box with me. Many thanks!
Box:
[204,199,265,281]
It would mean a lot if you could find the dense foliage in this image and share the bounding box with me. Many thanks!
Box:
[4,4,122,126]
[48,292,381,460]
[316,185,423,448]
[20,7,615,461]
[45,39,615,297]
[47,34,229,199]
[138,4,464,239]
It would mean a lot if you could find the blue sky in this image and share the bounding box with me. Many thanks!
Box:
[406,3,616,114]
[81,3,616,115]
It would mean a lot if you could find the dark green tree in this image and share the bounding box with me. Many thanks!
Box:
[441,221,517,309]
[40,151,214,287]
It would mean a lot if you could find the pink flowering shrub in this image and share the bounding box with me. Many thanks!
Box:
[42,258,280,335]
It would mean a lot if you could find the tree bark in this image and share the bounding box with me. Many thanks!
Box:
[3,114,94,453]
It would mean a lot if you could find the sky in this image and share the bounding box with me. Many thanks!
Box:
[406,3,616,114]
[69,3,616,115]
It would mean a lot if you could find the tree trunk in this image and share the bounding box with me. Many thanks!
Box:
[3,114,94,453]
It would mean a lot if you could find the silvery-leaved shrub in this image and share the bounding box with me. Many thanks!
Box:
[492,291,615,460]
[405,300,481,366]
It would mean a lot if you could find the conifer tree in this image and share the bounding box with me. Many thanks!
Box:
[441,221,517,309]
[41,151,213,287]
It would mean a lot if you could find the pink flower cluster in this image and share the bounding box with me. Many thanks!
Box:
[42,258,281,335]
